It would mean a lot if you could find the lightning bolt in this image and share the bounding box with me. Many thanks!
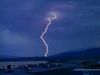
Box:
[40,12,57,57]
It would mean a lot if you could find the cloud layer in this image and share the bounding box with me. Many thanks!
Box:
[0,0,100,57]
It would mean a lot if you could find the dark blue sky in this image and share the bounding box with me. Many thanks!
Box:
[0,0,100,57]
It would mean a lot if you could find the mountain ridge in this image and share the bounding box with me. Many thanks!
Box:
[51,47,100,59]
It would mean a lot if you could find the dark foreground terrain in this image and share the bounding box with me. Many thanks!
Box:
[0,65,100,75]
[1,47,100,75]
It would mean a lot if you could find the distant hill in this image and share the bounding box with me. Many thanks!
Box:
[51,47,100,60]
[0,47,100,61]
[0,55,18,58]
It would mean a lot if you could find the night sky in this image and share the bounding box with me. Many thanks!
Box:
[0,0,100,57]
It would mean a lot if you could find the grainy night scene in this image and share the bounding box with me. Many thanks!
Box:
[0,0,100,75]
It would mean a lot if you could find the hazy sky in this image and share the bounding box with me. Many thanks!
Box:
[0,0,100,57]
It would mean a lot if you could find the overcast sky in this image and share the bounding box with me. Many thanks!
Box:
[0,0,100,57]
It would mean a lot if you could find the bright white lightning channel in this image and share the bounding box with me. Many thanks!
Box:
[40,12,57,57]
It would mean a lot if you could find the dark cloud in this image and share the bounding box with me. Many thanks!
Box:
[0,0,100,57]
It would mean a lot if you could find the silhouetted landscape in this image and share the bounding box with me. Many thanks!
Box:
[0,47,100,75]
[52,47,100,59]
